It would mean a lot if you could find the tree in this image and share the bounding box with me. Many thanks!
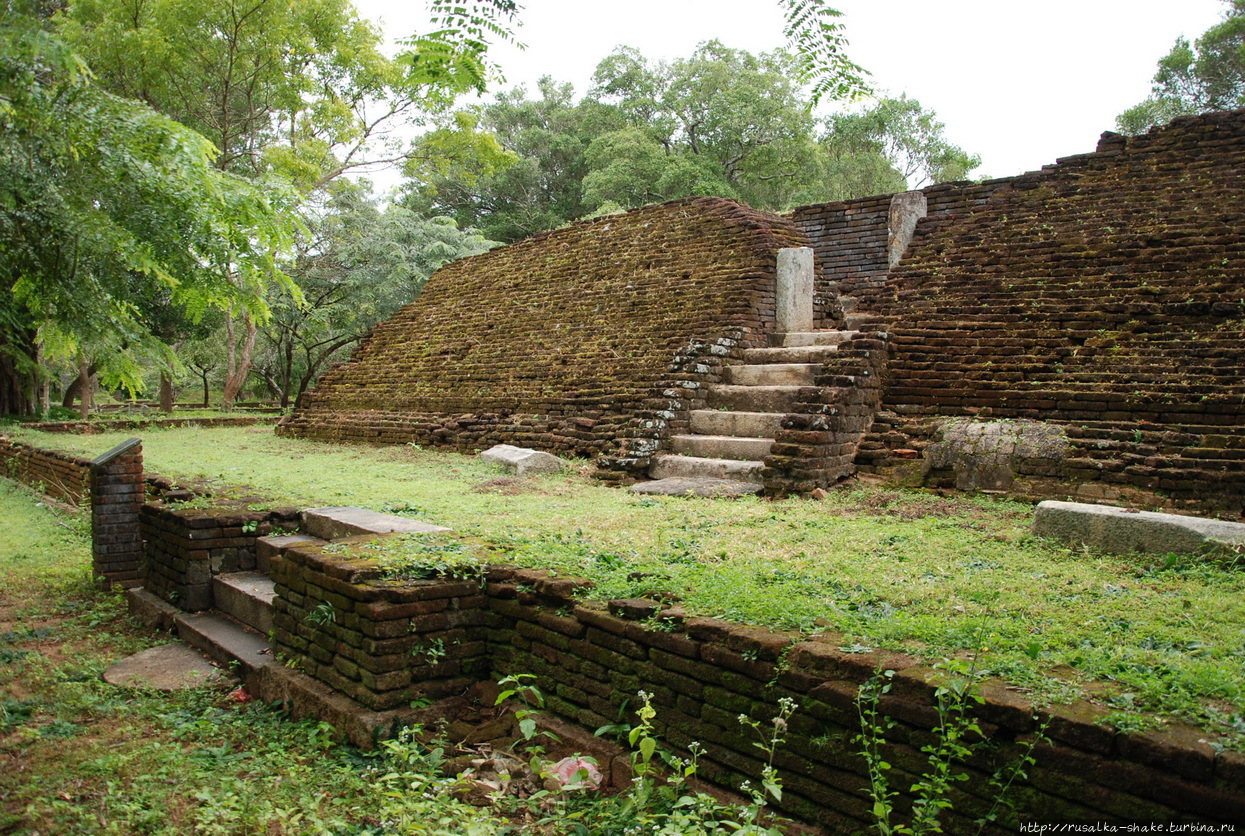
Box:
[0,12,292,416]
[256,182,497,407]
[59,0,497,409]
[403,78,616,242]
[822,95,980,191]
[1117,0,1245,134]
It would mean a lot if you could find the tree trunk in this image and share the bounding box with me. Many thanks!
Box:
[159,373,175,412]
[76,354,91,420]
[221,312,257,411]
[61,362,97,409]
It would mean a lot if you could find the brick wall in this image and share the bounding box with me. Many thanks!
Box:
[791,111,1245,514]
[0,435,92,504]
[270,537,1245,830]
[90,439,144,588]
[140,502,300,610]
[278,197,811,470]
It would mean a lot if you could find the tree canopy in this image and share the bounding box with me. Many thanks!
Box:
[1117,0,1245,134]
[403,42,978,243]
[0,11,293,414]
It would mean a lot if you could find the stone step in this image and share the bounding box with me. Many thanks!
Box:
[670,434,774,461]
[649,454,764,484]
[302,506,451,541]
[175,611,274,676]
[707,385,804,413]
[689,410,784,438]
[782,330,859,347]
[726,363,818,387]
[212,572,275,635]
[256,533,326,574]
[742,345,840,364]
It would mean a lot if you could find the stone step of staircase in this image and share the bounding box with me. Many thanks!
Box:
[707,385,804,413]
[649,454,764,484]
[212,571,275,635]
[175,611,275,676]
[670,434,774,461]
[256,534,326,574]
[742,344,841,364]
[689,410,784,438]
[726,363,819,387]
[782,330,859,348]
[302,506,450,541]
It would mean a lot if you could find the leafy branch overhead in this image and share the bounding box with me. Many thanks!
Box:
[778,0,870,104]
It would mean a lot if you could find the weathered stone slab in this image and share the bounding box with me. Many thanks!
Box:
[776,247,814,334]
[926,419,1069,491]
[302,506,451,540]
[103,643,229,690]
[479,444,564,476]
[1033,500,1245,555]
[630,477,763,498]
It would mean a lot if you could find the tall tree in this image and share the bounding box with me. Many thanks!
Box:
[0,11,292,415]
[1117,0,1245,135]
[59,0,493,408]
[822,95,981,191]
[255,182,497,407]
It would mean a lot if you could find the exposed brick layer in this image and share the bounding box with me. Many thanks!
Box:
[272,540,1245,830]
[278,197,811,462]
[794,111,1245,513]
[0,436,92,504]
[141,503,300,610]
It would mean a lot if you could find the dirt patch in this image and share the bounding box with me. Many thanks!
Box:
[470,476,547,496]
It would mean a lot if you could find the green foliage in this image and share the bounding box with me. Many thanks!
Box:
[1117,0,1245,134]
[254,180,497,406]
[406,41,979,242]
[0,13,294,409]
[856,660,1050,834]
[777,0,870,105]
[824,94,982,190]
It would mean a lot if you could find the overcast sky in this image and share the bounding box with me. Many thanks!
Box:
[352,0,1227,182]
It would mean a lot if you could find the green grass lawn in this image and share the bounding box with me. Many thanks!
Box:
[9,424,1244,745]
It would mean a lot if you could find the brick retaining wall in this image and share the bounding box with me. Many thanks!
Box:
[270,536,1245,830]
[140,502,300,610]
[0,435,92,504]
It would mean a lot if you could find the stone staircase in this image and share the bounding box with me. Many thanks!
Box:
[172,509,448,676]
[642,329,860,493]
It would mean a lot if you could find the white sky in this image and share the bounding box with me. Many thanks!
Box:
[353,0,1228,182]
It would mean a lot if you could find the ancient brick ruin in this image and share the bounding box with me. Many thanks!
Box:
[282,110,1245,515]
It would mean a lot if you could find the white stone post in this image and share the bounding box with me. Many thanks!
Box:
[776,247,814,334]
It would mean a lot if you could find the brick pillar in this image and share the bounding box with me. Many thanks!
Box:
[90,438,144,589]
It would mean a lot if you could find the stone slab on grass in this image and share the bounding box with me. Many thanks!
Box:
[479,444,565,476]
[1033,500,1245,556]
[103,643,230,690]
[630,477,763,498]
[302,506,450,540]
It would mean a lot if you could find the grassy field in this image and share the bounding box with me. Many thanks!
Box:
[0,479,518,834]
[7,424,1244,747]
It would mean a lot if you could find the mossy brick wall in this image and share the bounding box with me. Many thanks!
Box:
[278,197,812,467]
[793,111,1245,513]
[0,435,92,504]
[140,503,300,610]
[270,542,1245,830]
[761,333,891,494]
[269,541,491,711]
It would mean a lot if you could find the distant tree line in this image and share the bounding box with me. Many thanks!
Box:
[0,0,1034,418]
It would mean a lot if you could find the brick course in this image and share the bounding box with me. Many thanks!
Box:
[271,535,1245,830]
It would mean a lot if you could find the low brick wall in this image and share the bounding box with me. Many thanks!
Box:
[140,502,300,610]
[269,541,491,710]
[0,435,92,504]
[270,538,1245,830]
[20,416,277,434]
